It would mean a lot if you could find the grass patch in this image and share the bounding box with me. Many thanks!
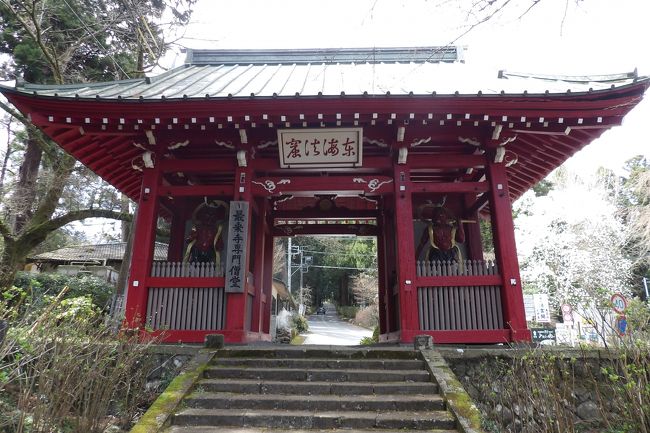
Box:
[290,335,306,345]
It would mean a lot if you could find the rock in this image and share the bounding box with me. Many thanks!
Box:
[576,400,600,420]
[413,335,433,350]
[572,385,592,403]
[495,403,514,425]
[507,418,522,432]
[204,333,224,349]
[275,328,291,344]
[145,379,163,392]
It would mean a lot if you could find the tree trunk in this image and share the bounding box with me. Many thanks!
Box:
[11,133,42,233]
[0,241,21,292]
[0,116,13,190]
[120,194,131,241]
[117,207,136,296]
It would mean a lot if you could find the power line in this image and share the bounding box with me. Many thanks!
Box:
[308,265,377,272]
[60,0,131,79]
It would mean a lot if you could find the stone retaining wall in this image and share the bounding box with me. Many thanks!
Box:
[144,345,199,395]
[440,347,625,433]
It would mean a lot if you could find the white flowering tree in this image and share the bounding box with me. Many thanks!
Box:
[515,169,632,315]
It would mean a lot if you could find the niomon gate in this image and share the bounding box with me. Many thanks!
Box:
[2,47,647,344]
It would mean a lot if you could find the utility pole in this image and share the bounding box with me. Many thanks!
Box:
[299,247,304,315]
[287,237,292,295]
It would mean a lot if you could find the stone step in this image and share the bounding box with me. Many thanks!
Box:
[214,347,421,360]
[198,378,439,395]
[173,408,457,430]
[203,367,431,382]
[185,392,446,412]
[211,357,426,370]
[166,427,459,433]
[197,378,439,395]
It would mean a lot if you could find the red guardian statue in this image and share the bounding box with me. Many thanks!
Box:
[416,204,466,264]
[184,200,229,270]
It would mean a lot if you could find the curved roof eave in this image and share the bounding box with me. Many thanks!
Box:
[2,76,648,103]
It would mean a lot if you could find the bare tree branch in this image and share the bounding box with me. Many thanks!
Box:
[24,209,132,241]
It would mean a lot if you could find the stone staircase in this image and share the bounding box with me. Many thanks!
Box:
[165,346,461,433]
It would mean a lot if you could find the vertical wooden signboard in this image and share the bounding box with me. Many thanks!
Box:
[225,201,249,293]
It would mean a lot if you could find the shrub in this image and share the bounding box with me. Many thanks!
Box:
[0,294,161,433]
[291,313,309,333]
[456,344,650,433]
[336,305,358,320]
[360,325,379,345]
[13,271,115,310]
[355,304,379,328]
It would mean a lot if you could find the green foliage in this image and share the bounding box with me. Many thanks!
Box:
[50,295,99,323]
[12,271,115,309]
[337,305,358,320]
[287,236,377,306]
[479,218,494,255]
[0,0,197,82]
[0,297,162,432]
[462,344,650,433]
[532,179,554,197]
[359,325,379,345]
[291,313,309,333]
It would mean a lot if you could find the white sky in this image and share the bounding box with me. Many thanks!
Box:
[162,0,650,174]
[4,0,650,241]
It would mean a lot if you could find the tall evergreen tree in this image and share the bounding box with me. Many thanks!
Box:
[0,0,196,291]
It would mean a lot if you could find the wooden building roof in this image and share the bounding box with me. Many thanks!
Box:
[29,242,169,264]
[1,47,647,203]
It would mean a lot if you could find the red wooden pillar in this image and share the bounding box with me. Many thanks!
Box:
[167,198,188,262]
[392,164,419,342]
[383,200,398,334]
[124,165,161,328]
[485,153,531,342]
[261,208,274,335]
[376,211,388,335]
[463,194,484,260]
[250,197,268,334]
[224,165,253,340]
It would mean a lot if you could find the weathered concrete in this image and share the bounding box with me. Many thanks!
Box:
[421,349,486,433]
[163,346,463,432]
[173,408,457,430]
[203,366,431,382]
[167,429,460,433]
[130,350,214,433]
[185,392,445,411]
[211,357,425,370]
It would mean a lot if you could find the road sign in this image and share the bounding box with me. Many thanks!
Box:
[561,304,572,314]
[615,315,627,336]
[531,328,556,344]
[611,293,627,314]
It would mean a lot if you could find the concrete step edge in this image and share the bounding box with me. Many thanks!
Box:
[205,366,429,374]
[166,427,459,433]
[186,392,444,402]
[212,348,422,360]
[174,407,455,420]
[210,358,425,367]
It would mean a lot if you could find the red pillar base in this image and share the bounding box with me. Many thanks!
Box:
[148,329,272,344]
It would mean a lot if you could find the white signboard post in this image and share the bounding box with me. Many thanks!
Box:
[278,128,363,168]
[225,201,249,293]
[523,294,535,322]
[533,293,551,323]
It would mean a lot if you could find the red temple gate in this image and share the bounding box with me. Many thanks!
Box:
[2,47,647,344]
